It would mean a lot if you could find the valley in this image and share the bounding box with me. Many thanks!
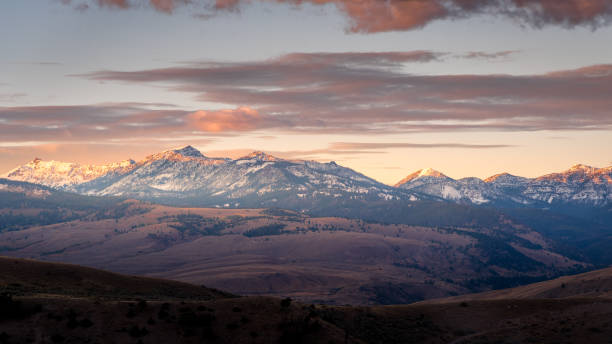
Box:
[0,202,587,305]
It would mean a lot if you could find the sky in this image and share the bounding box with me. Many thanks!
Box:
[1,0,611,184]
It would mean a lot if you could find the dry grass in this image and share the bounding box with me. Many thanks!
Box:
[0,204,586,305]
[2,257,612,344]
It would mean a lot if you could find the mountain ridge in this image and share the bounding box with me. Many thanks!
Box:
[396,164,611,207]
[4,145,415,208]
[3,145,610,209]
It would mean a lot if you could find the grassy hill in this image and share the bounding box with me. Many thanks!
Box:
[421,264,612,303]
[2,257,612,343]
[0,204,587,305]
[0,256,231,300]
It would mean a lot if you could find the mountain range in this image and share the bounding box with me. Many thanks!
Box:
[3,146,610,213]
[2,146,612,306]
[396,164,612,207]
[3,146,416,209]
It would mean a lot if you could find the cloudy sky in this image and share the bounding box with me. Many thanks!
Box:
[1,0,611,184]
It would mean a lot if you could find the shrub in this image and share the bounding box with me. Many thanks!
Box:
[281,298,292,308]
[50,334,65,343]
[128,326,148,338]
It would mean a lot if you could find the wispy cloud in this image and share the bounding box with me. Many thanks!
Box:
[59,0,612,32]
[263,141,514,159]
[0,93,27,103]
[0,103,189,142]
[76,52,612,134]
[457,51,519,60]
[328,142,515,150]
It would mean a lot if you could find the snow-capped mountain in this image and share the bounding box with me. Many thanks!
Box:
[0,178,51,199]
[394,168,497,205]
[4,146,610,209]
[524,164,612,206]
[396,164,612,207]
[3,157,137,189]
[3,146,415,208]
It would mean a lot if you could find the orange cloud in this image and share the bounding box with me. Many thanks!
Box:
[65,0,612,32]
[214,0,241,10]
[96,0,129,9]
[80,54,612,134]
[322,0,449,33]
[187,106,262,132]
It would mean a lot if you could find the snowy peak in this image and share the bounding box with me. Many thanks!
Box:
[145,145,209,163]
[394,168,449,187]
[569,164,595,172]
[484,173,528,184]
[2,158,137,189]
[537,164,611,184]
[418,168,446,178]
[238,151,282,162]
[171,145,205,158]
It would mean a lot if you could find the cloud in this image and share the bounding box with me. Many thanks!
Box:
[78,52,612,134]
[187,106,264,132]
[276,51,444,66]
[60,0,612,32]
[96,0,129,9]
[255,141,513,160]
[0,103,269,146]
[328,142,514,150]
[0,93,27,103]
[457,50,519,60]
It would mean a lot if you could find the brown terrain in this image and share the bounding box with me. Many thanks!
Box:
[1,257,612,344]
[0,202,586,305]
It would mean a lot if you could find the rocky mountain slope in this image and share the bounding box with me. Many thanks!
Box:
[4,146,610,211]
[4,146,416,208]
[396,164,612,208]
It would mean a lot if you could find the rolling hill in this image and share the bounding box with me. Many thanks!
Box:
[2,257,612,344]
[0,203,588,305]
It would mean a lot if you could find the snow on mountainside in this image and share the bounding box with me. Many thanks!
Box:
[3,146,414,207]
[396,164,612,207]
[3,158,137,189]
[524,164,612,206]
[394,168,450,186]
[394,169,493,205]
[4,146,610,208]
[0,178,51,199]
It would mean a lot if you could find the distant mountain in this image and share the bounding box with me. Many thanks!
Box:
[4,146,418,208]
[0,178,148,232]
[4,146,610,210]
[4,157,137,189]
[396,164,612,208]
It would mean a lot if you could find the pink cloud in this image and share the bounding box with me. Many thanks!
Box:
[187,106,263,132]
[96,0,129,9]
[62,0,612,32]
[79,52,612,133]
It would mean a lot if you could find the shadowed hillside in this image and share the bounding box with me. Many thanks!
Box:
[0,256,231,300]
[421,264,612,303]
[2,257,612,343]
